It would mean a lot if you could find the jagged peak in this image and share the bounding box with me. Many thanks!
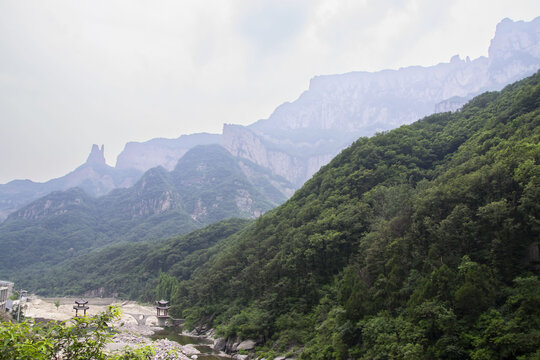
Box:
[86,144,106,165]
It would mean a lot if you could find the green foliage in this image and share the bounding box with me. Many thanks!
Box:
[156,273,179,303]
[217,305,273,340]
[0,306,154,360]
[467,276,540,360]
[17,218,250,299]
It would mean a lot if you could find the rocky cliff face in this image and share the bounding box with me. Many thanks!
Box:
[222,124,337,187]
[128,167,181,219]
[223,17,540,188]
[488,17,540,81]
[86,144,106,165]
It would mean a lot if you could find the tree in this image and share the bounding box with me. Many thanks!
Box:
[0,306,154,360]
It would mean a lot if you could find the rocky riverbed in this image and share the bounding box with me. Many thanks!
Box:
[106,322,205,360]
[23,296,230,360]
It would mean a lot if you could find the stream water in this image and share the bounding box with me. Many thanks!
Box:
[150,328,230,360]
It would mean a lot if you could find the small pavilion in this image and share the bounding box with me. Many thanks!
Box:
[73,299,89,317]
[156,299,170,326]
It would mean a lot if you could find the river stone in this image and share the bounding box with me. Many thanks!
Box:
[182,344,200,356]
[237,339,257,351]
[233,355,249,360]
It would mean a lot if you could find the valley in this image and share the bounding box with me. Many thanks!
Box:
[3,69,539,359]
[1,15,539,360]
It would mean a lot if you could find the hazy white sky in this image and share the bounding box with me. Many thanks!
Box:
[1,0,539,183]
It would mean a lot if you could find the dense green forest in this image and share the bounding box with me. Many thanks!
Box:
[12,71,540,358]
[15,218,251,297]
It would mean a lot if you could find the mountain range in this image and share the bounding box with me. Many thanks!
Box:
[0,144,290,278]
[1,17,539,222]
[11,69,540,359]
[222,16,540,186]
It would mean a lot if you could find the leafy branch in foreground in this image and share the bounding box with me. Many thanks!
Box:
[0,306,154,360]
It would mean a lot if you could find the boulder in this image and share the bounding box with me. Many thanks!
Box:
[233,355,249,360]
[237,339,257,351]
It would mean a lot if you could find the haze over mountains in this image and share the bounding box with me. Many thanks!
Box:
[0,144,289,278]
[0,17,539,222]
[0,11,539,358]
[222,17,540,185]
[0,145,142,220]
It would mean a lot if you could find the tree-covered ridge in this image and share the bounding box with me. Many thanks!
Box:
[163,71,539,358]
[15,218,251,298]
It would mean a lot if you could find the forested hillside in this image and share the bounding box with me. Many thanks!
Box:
[169,71,540,358]
[14,218,251,298]
[15,71,540,359]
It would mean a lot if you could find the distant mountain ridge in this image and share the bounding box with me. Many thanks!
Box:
[1,17,539,220]
[223,17,540,186]
[0,144,142,220]
[0,134,222,221]
[113,17,540,189]
[0,144,288,278]
[116,133,221,172]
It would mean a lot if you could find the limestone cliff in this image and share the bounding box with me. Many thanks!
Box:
[3,19,539,220]
[115,133,221,172]
[222,124,336,187]
[223,17,540,188]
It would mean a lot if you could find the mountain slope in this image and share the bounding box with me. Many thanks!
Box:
[180,71,539,358]
[0,145,286,278]
[14,218,251,298]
